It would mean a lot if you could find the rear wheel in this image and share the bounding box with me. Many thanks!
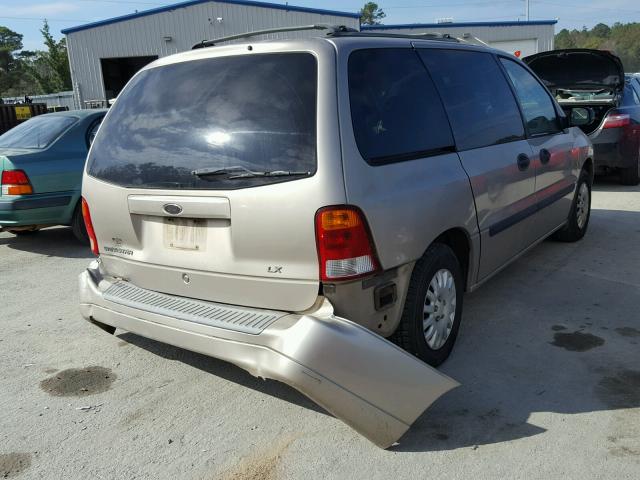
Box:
[71,202,89,244]
[391,243,464,367]
[554,169,591,242]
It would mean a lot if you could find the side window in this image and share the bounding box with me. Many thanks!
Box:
[348,48,455,164]
[86,116,104,148]
[500,58,561,136]
[418,49,524,151]
[623,83,640,106]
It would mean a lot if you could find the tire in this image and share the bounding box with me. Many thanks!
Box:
[553,169,591,242]
[391,243,464,367]
[619,157,640,186]
[71,202,89,244]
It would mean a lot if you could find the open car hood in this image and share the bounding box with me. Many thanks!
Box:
[523,49,625,92]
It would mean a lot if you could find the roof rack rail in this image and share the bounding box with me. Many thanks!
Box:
[192,24,357,49]
[326,31,460,43]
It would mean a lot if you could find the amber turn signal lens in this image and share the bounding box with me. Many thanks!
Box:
[5,185,33,195]
[320,209,361,230]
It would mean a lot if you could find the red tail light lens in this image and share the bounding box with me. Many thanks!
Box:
[315,206,380,282]
[81,197,99,255]
[1,169,33,195]
[603,113,630,129]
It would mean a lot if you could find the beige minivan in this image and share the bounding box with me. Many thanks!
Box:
[79,28,594,447]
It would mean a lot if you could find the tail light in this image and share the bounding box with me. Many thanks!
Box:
[81,197,99,255]
[1,170,33,195]
[315,206,380,282]
[603,113,630,129]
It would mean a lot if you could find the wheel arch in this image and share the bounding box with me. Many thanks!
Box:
[432,227,472,291]
[582,157,594,184]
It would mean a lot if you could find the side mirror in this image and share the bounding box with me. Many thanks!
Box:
[569,107,594,127]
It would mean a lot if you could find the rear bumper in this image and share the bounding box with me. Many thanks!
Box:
[0,191,75,227]
[591,129,639,169]
[79,261,458,448]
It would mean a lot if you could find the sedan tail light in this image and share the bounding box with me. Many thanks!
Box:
[1,170,33,195]
[315,206,380,282]
[603,113,630,129]
[81,197,99,255]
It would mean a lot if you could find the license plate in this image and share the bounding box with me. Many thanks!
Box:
[163,218,206,251]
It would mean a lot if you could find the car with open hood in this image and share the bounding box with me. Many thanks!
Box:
[78,27,594,447]
[524,49,640,184]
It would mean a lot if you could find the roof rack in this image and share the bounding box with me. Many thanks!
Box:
[192,24,356,49]
[326,31,460,43]
[191,24,494,50]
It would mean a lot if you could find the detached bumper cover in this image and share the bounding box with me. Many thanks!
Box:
[79,262,459,448]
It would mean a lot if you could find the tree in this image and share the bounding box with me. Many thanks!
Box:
[554,22,640,72]
[592,23,611,38]
[0,26,24,96]
[360,2,386,25]
[21,20,72,94]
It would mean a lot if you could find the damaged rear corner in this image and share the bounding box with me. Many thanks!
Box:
[79,265,459,448]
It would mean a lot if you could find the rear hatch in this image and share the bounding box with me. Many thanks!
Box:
[83,45,345,312]
[0,115,80,194]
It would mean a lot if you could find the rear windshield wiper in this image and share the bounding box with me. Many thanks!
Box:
[192,166,310,180]
[227,170,311,179]
[192,165,258,177]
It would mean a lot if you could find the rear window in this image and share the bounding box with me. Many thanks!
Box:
[88,53,317,189]
[348,48,455,165]
[0,115,77,149]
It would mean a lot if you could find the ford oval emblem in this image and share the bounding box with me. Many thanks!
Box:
[163,203,183,215]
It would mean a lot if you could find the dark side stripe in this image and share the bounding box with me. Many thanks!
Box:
[489,183,575,237]
[0,195,71,211]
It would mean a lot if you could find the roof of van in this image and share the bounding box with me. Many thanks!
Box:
[142,35,498,74]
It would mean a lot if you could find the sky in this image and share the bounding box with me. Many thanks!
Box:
[1,0,640,51]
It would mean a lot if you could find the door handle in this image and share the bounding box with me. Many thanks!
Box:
[517,153,530,171]
[540,148,551,165]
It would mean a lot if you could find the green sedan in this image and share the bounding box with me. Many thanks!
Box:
[0,109,107,242]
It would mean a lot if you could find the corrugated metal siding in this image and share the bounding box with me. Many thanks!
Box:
[65,1,359,104]
[365,24,555,53]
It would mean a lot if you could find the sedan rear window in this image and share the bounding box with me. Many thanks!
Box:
[0,115,77,149]
[87,53,317,190]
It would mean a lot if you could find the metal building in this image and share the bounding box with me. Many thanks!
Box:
[363,20,557,57]
[61,0,360,108]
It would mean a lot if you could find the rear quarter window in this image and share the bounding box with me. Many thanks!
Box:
[348,48,455,165]
[418,49,525,150]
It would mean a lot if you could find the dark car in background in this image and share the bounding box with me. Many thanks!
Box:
[524,49,640,184]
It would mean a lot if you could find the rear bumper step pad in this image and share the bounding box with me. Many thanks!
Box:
[103,281,285,335]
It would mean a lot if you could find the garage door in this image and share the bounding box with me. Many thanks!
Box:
[489,39,538,58]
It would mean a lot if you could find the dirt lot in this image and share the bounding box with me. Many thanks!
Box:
[1,179,639,479]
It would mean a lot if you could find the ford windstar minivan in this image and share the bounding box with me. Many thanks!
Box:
[78,27,594,447]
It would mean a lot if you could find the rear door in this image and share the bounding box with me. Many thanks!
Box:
[419,48,535,280]
[499,57,576,236]
[84,45,345,312]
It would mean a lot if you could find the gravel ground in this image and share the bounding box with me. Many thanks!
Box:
[1,179,639,479]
